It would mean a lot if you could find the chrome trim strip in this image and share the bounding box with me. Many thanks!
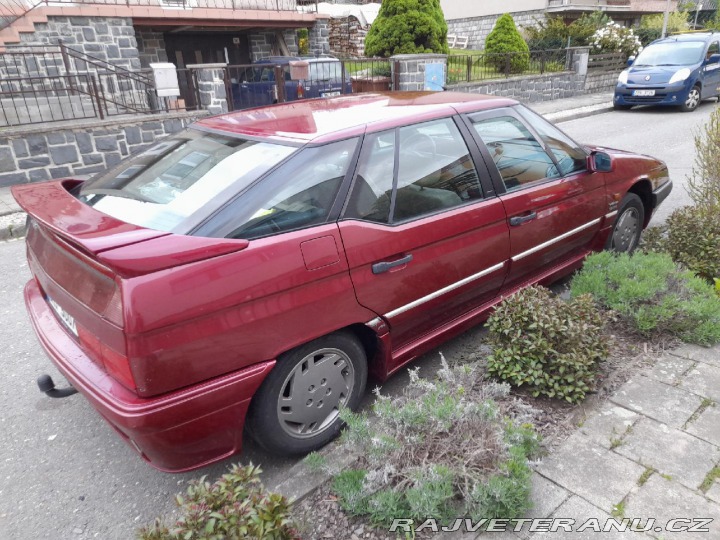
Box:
[384,261,506,319]
[605,210,618,221]
[511,218,602,262]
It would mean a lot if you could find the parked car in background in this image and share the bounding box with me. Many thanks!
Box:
[13,92,672,472]
[230,55,352,109]
[614,32,720,112]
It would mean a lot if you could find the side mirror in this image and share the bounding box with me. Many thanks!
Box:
[588,151,613,173]
[706,53,720,65]
[627,56,635,67]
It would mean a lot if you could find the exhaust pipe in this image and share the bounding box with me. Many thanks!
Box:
[37,374,78,398]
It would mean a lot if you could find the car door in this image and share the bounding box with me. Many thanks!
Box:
[338,117,510,362]
[464,106,605,291]
[702,39,720,99]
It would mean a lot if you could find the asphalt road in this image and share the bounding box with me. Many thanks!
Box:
[0,102,716,540]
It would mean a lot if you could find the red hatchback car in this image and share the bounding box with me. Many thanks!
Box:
[13,92,671,472]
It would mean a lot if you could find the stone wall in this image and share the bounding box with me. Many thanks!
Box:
[585,70,620,93]
[446,10,546,50]
[308,18,331,57]
[392,54,447,91]
[450,71,586,102]
[190,64,229,115]
[18,16,141,71]
[249,30,299,61]
[0,111,206,188]
[136,28,168,69]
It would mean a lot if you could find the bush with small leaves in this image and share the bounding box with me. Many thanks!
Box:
[571,251,720,346]
[331,358,541,528]
[486,286,608,404]
[485,14,530,73]
[138,464,299,540]
[664,204,720,282]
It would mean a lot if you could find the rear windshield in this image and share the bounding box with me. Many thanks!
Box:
[76,129,296,233]
[309,62,343,81]
[633,41,705,66]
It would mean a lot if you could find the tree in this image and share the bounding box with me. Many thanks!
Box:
[638,11,690,44]
[485,14,530,73]
[364,0,449,58]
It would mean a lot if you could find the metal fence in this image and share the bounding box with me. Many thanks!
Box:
[0,44,182,126]
[447,49,570,85]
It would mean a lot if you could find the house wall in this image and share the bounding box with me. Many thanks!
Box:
[249,29,299,61]
[308,18,331,57]
[440,0,546,21]
[329,16,367,58]
[135,28,168,68]
[18,16,141,71]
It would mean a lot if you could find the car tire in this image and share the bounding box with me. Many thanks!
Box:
[613,103,633,111]
[605,193,644,254]
[680,85,701,112]
[246,331,367,455]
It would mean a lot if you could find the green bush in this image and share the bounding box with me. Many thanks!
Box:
[638,11,689,45]
[138,464,299,540]
[486,286,608,404]
[590,22,642,57]
[689,107,720,207]
[364,0,449,57]
[571,251,720,346]
[331,359,540,527]
[665,204,720,282]
[485,14,530,73]
[523,11,608,50]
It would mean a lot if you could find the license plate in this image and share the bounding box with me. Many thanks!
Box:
[48,297,78,336]
[321,91,340,98]
[632,89,655,97]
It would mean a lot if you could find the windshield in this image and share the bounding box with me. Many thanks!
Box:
[76,129,297,233]
[309,62,343,81]
[633,41,705,66]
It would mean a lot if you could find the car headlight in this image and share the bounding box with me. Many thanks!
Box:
[669,68,691,84]
[618,70,629,85]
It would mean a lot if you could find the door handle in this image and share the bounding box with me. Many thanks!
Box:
[509,211,537,227]
[372,254,413,274]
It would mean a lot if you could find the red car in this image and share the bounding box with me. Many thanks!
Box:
[13,92,672,472]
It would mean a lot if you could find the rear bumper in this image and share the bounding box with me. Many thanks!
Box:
[24,279,275,473]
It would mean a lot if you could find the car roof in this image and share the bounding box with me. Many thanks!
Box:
[195,91,519,145]
[654,32,718,44]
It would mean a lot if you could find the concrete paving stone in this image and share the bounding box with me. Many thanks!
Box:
[679,362,720,403]
[644,355,695,386]
[529,495,645,539]
[685,403,720,447]
[706,482,720,504]
[614,417,720,492]
[670,344,720,368]
[623,474,720,540]
[574,403,640,450]
[610,376,703,428]
[514,474,572,540]
[535,434,645,514]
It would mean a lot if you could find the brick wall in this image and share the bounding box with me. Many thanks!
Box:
[0,111,206,188]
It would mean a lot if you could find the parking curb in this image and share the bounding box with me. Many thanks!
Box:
[544,103,615,124]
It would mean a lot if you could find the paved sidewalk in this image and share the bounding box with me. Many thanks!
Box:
[0,186,20,216]
[445,343,720,539]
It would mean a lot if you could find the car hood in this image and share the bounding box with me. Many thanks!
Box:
[626,65,695,85]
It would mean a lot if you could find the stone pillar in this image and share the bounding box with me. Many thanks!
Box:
[188,63,229,115]
[390,54,448,92]
[308,18,330,57]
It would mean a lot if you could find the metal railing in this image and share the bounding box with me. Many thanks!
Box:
[447,49,570,85]
[0,43,187,126]
[0,0,307,32]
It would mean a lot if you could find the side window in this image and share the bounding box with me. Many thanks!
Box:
[227,138,358,240]
[707,41,720,61]
[518,107,587,177]
[344,131,395,224]
[394,119,483,221]
[472,115,558,192]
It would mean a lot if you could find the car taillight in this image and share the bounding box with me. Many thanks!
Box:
[103,283,124,327]
[77,325,136,391]
[297,82,305,99]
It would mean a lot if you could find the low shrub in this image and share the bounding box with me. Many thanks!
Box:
[485,14,530,73]
[664,204,720,282]
[486,286,608,404]
[138,464,299,540]
[571,251,720,346]
[331,358,540,528]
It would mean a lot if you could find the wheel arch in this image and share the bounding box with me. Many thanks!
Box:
[627,179,653,227]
